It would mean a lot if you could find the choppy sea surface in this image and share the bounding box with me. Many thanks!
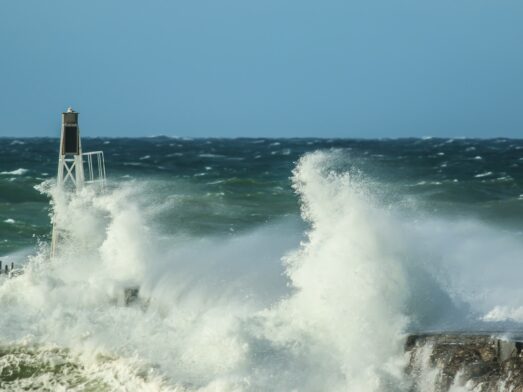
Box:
[0,137,522,391]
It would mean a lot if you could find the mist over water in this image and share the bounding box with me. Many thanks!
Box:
[0,138,522,390]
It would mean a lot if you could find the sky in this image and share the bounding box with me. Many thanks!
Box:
[0,0,522,138]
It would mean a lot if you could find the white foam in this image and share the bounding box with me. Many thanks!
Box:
[474,171,492,178]
[483,306,523,322]
[1,151,522,391]
[256,151,410,391]
[0,168,28,175]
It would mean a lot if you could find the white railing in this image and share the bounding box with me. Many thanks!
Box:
[82,151,107,189]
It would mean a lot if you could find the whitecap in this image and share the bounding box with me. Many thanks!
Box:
[474,171,492,178]
[122,162,145,167]
[199,153,225,158]
[415,181,442,186]
[0,168,28,175]
[206,179,225,185]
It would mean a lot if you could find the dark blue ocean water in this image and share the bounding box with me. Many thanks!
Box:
[0,137,522,391]
[0,137,521,254]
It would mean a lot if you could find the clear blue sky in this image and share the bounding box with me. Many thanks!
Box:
[0,0,522,138]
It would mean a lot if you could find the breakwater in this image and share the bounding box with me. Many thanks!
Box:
[407,333,523,391]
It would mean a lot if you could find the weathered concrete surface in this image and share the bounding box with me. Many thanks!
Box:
[406,334,523,391]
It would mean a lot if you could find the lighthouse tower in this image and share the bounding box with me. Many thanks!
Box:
[57,107,85,189]
[51,107,106,257]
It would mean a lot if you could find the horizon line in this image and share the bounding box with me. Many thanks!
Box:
[0,135,522,141]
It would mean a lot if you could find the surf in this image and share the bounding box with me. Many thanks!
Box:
[0,147,522,391]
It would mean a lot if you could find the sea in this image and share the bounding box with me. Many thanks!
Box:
[0,137,522,391]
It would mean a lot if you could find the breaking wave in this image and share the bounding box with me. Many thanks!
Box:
[0,150,522,391]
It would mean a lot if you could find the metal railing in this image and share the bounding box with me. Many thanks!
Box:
[82,151,107,189]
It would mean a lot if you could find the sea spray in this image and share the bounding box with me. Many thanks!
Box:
[1,179,294,390]
[254,151,410,391]
[1,145,522,391]
[2,151,415,391]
